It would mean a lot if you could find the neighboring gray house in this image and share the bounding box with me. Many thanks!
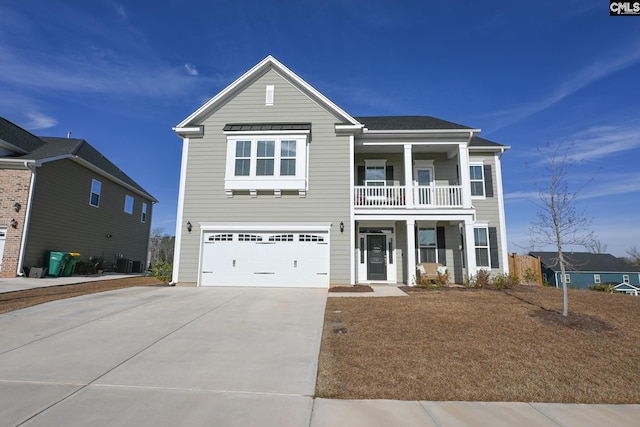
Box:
[171,56,509,287]
[0,117,156,278]
[531,251,640,289]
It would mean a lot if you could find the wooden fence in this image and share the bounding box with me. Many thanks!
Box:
[508,253,543,285]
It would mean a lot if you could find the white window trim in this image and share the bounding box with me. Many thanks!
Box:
[473,224,490,268]
[594,274,601,284]
[141,202,148,223]
[90,179,101,207]
[124,194,134,214]
[470,162,486,199]
[418,227,437,263]
[563,274,571,284]
[224,134,308,196]
[623,274,630,284]
[364,159,387,186]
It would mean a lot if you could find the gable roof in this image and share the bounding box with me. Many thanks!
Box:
[175,55,359,134]
[36,137,156,201]
[0,117,45,154]
[530,252,640,273]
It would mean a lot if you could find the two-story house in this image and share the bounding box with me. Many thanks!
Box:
[0,117,156,278]
[171,56,509,287]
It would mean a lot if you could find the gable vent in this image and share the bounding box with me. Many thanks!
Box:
[265,85,274,106]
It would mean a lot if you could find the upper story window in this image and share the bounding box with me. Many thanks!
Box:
[224,131,309,197]
[124,195,134,214]
[90,179,102,207]
[141,202,148,223]
[470,164,485,197]
[623,274,630,283]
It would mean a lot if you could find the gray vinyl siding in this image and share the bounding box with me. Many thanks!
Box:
[354,153,458,185]
[470,152,505,273]
[178,69,351,284]
[24,159,153,270]
[395,221,406,284]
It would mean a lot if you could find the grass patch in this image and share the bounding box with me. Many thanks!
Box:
[316,285,639,403]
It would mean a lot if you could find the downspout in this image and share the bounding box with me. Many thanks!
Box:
[16,162,37,276]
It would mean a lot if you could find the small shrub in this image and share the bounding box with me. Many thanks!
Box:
[588,283,616,293]
[522,268,539,285]
[148,261,173,283]
[474,269,492,288]
[434,271,450,287]
[492,273,520,290]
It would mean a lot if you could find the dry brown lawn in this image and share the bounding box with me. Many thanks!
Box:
[0,276,164,314]
[317,286,640,403]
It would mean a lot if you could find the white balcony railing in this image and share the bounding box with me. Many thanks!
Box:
[354,186,406,207]
[354,185,463,208]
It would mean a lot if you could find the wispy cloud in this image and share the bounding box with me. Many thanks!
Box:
[488,44,640,130]
[565,123,640,162]
[24,112,57,130]
[112,2,127,19]
[184,63,199,76]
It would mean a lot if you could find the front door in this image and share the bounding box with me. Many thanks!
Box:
[367,235,387,280]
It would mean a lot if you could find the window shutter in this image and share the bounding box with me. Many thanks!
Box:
[484,165,494,197]
[357,166,365,186]
[437,226,446,265]
[489,227,499,268]
[385,165,394,185]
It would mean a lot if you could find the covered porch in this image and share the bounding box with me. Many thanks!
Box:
[354,216,479,285]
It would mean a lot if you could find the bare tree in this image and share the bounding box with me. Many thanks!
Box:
[528,141,595,316]
[624,246,640,269]
[149,227,175,267]
[586,239,608,254]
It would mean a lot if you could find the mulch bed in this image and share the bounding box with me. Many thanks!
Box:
[329,285,374,293]
[317,285,640,403]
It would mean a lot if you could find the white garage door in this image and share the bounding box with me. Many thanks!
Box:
[200,230,329,287]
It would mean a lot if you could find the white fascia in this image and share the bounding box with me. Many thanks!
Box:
[494,152,509,273]
[171,137,190,284]
[173,126,204,138]
[176,55,360,129]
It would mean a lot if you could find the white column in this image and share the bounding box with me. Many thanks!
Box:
[463,219,477,278]
[458,144,472,208]
[403,144,414,208]
[406,219,416,285]
[349,135,356,284]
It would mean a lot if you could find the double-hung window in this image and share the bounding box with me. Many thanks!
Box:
[90,179,102,207]
[418,228,437,263]
[224,132,309,196]
[470,164,485,197]
[124,195,134,214]
[141,202,148,223]
[474,226,490,267]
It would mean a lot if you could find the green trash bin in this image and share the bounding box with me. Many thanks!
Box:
[48,251,70,277]
[61,252,81,277]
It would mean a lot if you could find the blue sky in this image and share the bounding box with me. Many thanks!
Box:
[1,1,639,257]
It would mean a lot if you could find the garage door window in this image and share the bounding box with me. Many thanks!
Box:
[300,234,324,242]
[269,234,294,242]
[238,234,263,241]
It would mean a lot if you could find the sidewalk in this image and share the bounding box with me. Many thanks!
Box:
[0,273,145,293]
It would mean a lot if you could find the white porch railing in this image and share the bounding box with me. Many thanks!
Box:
[414,185,463,208]
[354,185,463,208]
[354,186,406,207]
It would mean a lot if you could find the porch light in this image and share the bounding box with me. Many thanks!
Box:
[10,218,18,228]
[340,221,344,233]
[186,221,192,233]
[13,202,21,212]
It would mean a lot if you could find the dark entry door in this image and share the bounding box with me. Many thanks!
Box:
[367,235,387,280]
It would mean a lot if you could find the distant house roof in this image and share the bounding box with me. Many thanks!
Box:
[354,116,505,147]
[530,252,640,273]
[0,117,45,154]
[0,117,155,202]
[36,137,156,201]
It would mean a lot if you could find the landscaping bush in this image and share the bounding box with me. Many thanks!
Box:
[492,273,520,290]
[588,283,616,293]
[148,261,172,283]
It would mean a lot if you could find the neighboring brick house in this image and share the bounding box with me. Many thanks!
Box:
[0,117,156,278]
[171,56,510,287]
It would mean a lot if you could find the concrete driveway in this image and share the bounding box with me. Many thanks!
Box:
[0,286,327,426]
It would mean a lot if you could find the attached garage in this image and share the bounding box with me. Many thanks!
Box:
[199,224,330,288]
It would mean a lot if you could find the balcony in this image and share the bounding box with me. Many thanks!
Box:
[354,185,463,209]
